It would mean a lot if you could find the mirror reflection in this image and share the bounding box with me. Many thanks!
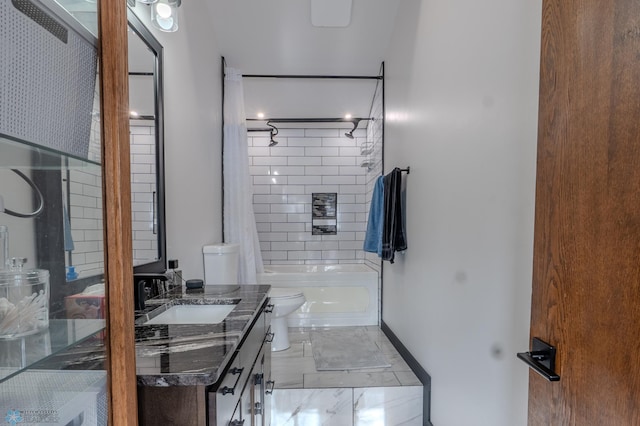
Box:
[61,7,166,281]
[127,8,166,274]
[1,3,165,293]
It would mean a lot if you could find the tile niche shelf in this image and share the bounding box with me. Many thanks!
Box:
[312,193,338,235]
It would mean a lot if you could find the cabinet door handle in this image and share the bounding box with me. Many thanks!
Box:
[254,372,263,385]
[254,402,263,415]
[265,380,275,395]
[220,367,244,395]
[265,304,274,313]
[265,332,275,343]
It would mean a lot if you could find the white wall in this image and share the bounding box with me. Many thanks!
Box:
[133,4,223,280]
[382,1,542,425]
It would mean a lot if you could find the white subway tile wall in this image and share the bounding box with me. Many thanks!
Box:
[130,125,158,264]
[68,167,103,277]
[248,120,383,265]
[66,124,158,278]
[363,81,384,275]
[64,80,104,278]
[363,81,384,324]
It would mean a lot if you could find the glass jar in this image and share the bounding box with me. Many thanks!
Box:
[0,269,49,339]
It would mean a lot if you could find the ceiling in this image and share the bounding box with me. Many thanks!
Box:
[205,0,401,125]
[54,0,402,128]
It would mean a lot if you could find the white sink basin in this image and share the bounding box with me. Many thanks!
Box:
[144,304,237,325]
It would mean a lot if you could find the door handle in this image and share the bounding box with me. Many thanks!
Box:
[254,372,263,385]
[517,337,560,382]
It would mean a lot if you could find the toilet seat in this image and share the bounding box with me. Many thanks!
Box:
[269,288,304,299]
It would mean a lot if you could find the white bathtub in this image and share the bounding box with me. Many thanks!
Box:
[257,264,379,327]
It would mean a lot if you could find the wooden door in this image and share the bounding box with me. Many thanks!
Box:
[528,0,640,424]
[98,1,139,424]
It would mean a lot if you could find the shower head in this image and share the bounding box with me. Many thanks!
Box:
[345,119,361,139]
[267,121,279,147]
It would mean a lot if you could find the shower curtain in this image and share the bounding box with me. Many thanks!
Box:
[223,67,264,283]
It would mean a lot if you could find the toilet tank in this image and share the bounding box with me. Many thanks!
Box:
[202,244,239,285]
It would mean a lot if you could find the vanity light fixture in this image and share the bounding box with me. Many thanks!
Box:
[127,0,181,32]
[151,0,181,33]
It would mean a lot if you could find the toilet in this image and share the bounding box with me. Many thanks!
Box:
[202,244,305,351]
[202,243,240,284]
[268,288,306,352]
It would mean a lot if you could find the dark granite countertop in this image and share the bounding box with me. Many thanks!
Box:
[134,284,270,387]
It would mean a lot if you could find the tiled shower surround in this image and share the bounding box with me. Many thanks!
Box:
[247,76,385,267]
[67,124,156,276]
[67,167,104,277]
[363,80,384,273]
[130,125,158,264]
[248,127,374,264]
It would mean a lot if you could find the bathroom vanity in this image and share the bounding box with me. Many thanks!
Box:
[135,284,273,426]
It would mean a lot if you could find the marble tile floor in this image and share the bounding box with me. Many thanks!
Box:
[270,326,423,425]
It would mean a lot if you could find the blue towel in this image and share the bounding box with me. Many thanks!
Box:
[63,204,75,252]
[363,176,384,255]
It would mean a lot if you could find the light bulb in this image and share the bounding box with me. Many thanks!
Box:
[155,3,172,19]
[152,1,179,32]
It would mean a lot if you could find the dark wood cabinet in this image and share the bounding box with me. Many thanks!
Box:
[138,308,272,426]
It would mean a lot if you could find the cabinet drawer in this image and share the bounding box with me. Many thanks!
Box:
[210,355,242,425]
[239,311,266,370]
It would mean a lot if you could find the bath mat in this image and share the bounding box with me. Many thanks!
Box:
[310,328,391,371]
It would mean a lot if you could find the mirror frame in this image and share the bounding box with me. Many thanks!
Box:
[127,8,167,274]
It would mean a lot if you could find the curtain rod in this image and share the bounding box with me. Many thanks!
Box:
[242,74,382,80]
[246,117,373,123]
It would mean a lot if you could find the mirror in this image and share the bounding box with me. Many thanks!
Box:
[127,8,166,274]
[0,2,166,313]
[57,6,166,285]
